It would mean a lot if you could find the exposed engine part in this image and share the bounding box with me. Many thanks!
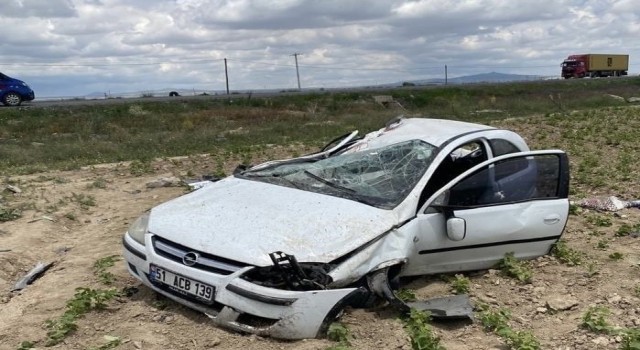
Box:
[241,252,332,291]
[269,251,329,290]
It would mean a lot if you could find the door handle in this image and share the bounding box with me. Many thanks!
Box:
[543,215,561,225]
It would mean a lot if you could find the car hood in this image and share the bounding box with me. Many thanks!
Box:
[148,177,399,266]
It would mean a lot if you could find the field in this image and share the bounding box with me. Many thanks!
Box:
[1,78,640,350]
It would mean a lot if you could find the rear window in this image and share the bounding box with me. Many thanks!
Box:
[490,139,520,157]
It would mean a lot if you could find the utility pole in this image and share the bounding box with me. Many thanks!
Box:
[224,58,229,95]
[445,65,448,85]
[291,53,302,90]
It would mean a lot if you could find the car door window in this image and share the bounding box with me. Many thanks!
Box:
[419,141,488,209]
[447,153,566,207]
[490,139,521,157]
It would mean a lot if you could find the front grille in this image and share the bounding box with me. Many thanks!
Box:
[152,236,251,275]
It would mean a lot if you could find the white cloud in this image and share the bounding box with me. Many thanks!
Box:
[3,0,77,18]
[0,0,637,97]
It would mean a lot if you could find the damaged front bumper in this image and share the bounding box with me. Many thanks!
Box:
[123,233,357,339]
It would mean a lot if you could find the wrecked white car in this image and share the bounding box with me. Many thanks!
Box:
[123,117,569,339]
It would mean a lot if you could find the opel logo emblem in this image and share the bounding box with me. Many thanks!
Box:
[182,252,199,266]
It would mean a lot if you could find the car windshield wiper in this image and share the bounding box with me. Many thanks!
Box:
[302,170,356,194]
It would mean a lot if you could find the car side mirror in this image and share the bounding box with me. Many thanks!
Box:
[446,217,466,241]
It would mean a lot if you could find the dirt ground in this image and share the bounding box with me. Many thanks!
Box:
[1,154,640,350]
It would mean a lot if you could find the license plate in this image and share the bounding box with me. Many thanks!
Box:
[150,264,215,303]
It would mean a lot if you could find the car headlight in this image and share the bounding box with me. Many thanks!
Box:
[127,212,150,245]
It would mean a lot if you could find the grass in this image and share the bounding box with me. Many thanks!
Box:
[2,77,640,176]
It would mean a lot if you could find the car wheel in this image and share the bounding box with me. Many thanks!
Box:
[2,92,22,106]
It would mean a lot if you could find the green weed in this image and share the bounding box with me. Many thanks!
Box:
[327,322,351,346]
[581,306,613,334]
[609,252,624,260]
[596,239,610,250]
[94,255,120,285]
[402,309,445,350]
[585,263,599,278]
[498,329,541,350]
[45,288,120,346]
[586,215,613,227]
[87,177,108,189]
[480,308,540,349]
[69,192,96,209]
[0,206,21,222]
[17,341,35,350]
[498,252,533,283]
[396,288,417,302]
[129,160,154,176]
[480,308,511,332]
[617,223,640,237]
[450,274,471,294]
[552,240,583,266]
[89,335,121,350]
[568,203,579,215]
[620,328,640,350]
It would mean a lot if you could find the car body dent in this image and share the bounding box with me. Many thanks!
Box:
[123,234,356,339]
[328,226,414,286]
[148,177,399,266]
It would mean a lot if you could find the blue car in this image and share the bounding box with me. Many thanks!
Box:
[0,72,35,106]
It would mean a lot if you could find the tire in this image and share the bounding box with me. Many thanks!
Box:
[169,91,180,97]
[2,92,22,106]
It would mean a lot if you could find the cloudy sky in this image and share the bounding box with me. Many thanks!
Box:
[1,0,638,98]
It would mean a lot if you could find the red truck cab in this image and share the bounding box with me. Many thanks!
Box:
[561,55,587,78]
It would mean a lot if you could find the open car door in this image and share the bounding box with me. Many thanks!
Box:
[406,150,570,276]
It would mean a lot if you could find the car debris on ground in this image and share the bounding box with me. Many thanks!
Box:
[12,261,54,291]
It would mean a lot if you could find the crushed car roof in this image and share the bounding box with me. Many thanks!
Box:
[360,118,495,149]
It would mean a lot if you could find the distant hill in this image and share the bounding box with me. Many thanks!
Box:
[401,72,548,86]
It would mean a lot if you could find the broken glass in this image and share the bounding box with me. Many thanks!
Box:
[240,140,437,209]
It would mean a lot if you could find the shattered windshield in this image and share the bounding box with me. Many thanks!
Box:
[239,140,437,209]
